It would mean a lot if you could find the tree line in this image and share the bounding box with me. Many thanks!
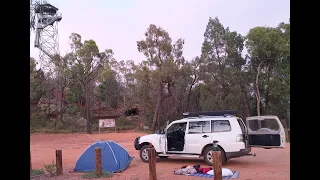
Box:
[30,17,290,133]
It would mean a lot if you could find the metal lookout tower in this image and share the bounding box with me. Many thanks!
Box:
[30,0,62,69]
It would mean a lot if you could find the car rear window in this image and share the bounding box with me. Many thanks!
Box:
[248,118,280,131]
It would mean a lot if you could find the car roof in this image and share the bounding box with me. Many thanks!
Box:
[246,115,279,120]
[172,116,238,124]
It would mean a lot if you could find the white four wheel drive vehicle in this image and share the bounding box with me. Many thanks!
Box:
[133,110,286,165]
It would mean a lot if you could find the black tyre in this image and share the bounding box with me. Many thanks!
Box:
[139,145,150,163]
[203,146,226,166]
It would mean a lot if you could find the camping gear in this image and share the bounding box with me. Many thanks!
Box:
[74,140,133,173]
[174,164,240,179]
[174,166,197,175]
[174,170,240,179]
[207,168,234,176]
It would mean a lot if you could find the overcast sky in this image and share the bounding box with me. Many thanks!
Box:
[30,0,290,64]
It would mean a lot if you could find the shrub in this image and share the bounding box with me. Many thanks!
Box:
[44,161,56,177]
[30,169,45,176]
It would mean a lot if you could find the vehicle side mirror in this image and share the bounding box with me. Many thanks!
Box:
[156,130,165,134]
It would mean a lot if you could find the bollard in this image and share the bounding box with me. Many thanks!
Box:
[212,141,222,180]
[56,150,63,175]
[95,148,102,177]
[148,143,157,180]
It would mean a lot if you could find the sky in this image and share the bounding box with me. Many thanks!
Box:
[30,0,290,65]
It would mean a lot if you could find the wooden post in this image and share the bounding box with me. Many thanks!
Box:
[95,148,102,177]
[212,151,222,180]
[148,144,157,180]
[30,150,32,171]
[288,129,290,142]
[56,150,63,175]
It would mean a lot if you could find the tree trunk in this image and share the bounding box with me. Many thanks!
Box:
[54,88,59,131]
[186,77,196,112]
[60,91,64,124]
[157,114,160,130]
[117,93,120,108]
[177,96,184,119]
[255,62,264,116]
[84,84,91,134]
[54,117,57,131]
[55,68,62,132]
[239,79,251,118]
[152,82,166,131]
[123,86,126,107]
[152,97,161,131]
[47,89,51,121]
[124,68,127,108]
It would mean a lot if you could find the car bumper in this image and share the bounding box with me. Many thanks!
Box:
[134,137,140,150]
[225,147,251,159]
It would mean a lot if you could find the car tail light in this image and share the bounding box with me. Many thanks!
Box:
[236,134,243,142]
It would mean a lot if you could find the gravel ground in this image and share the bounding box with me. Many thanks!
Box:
[30,133,290,180]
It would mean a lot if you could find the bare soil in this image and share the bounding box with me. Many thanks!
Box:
[30,133,290,180]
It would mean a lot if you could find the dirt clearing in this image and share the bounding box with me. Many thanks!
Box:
[30,133,290,180]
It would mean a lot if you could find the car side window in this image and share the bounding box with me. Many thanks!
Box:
[188,121,211,134]
[166,124,177,134]
[211,120,231,132]
[167,123,187,134]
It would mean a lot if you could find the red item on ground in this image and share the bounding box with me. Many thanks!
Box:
[199,167,211,174]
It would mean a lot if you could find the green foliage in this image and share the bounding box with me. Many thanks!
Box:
[30,18,290,132]
[31,128,73,134]
[115,117,136,131]
[199,17,247,113]
[82,171,113,179]
[96,70,120,108]
[245,21,290,120]
[30,58,47,103]
[136,24,186,130]
[66,92,78,104]
[66,33,115,133]
[30,112,46,128]
[66,105,79,115]
[285,128,290,142]
[30,169,45,176]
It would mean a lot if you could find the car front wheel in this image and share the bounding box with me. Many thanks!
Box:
[139,145,150,163]
[203,146,226,166]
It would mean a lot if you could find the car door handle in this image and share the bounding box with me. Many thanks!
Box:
[202,135,209,138]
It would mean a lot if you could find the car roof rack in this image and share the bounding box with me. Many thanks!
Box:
[182,110,236,118]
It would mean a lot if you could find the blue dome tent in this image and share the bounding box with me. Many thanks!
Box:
[74,140,133,173]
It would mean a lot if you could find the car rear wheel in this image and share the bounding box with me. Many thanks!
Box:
[203,146,226,166]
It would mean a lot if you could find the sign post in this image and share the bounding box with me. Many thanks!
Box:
[99,119,116,133]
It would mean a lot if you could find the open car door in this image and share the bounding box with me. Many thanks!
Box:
[246,116,286,148]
